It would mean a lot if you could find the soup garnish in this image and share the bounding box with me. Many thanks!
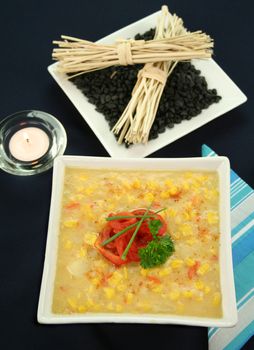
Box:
[95,208,175,268]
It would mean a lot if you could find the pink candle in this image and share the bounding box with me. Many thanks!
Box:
[9,127,50,162]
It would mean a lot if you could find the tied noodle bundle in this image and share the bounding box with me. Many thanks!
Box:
[113,6,186,144]
[52,11,213,78]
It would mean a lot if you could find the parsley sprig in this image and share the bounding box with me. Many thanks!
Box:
[138,218,175,269]
[148,219,162,239]
[139,235,175,269]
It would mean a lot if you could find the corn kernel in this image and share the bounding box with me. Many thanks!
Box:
[137,302,151,311]
[132,179,141,189]
[185,258,195,267]
[160,191,169,199]
[77,305,87,313]
[152,285,163,293]
[192,182,199,190]
[115,304,123,312]
[79,175,87,181]
[171,259,184,269]
[179,224,193,237]
[67,298,77,309]
[126,194,137,204]
[87,212,96,220]
[169,186,179,196]
[159,268,170,277]
[195,281,204,290]
[189,210,198,220]
[172,231,181,240]
[196,175,208,183]
[204,286,211,294]
[84,187,95,195]
[147,181,158,191]
[126,293,134,304]
[205,189,218,200]
[213,292,221,306]
[108,271,123,286]
[183,212,190,220]
[207,211,219,224]
[123,266,128,279]
[91,277,100,286]
[186,238,197,246]
[82,203,92,211]
[169,291,180,301]
[123,181,131,190]
[103,287,115,299]
[209,248,216,255]
[140,268,148,277]
[165,179,173,187]
[183,290,193,298]
[87,298,95,307]
[64,240,73,250]
[167,208,177,218]
[84,232,97,245]
[63,220,78,228]
[74,194,84,201]
[107,302,114,311]
[107,203,116,211]
[197,263,210,276]
[183,182,190,191]
[144,192,155,202]
[76,247,87,258]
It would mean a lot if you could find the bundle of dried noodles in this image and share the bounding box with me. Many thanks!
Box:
[52,15,213,77]
[113,6,188,144]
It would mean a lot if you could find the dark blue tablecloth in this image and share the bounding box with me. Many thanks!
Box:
[0,1,253,349]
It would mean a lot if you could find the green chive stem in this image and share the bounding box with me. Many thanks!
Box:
[101,222,138,246]
[121,207,151,260]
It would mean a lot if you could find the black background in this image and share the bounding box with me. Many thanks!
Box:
[0,1,253,349]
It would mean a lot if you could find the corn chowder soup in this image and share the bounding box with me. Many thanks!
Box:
[53,168,222,318]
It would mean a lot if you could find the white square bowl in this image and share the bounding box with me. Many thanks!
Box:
[37,155,237,327]
[48,10,247,158]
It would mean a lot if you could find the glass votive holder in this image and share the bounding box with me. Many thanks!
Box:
[0,110,67,175]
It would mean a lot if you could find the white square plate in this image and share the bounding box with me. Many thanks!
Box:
[48,10,247,158]
[38,155,237,327]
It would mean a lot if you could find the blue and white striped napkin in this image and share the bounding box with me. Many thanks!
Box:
[202,145,254,350]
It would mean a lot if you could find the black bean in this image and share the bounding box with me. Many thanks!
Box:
[158,126,166,133]
[175,100,184,108]
[149,133,159,140]
[167,122,175,128]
